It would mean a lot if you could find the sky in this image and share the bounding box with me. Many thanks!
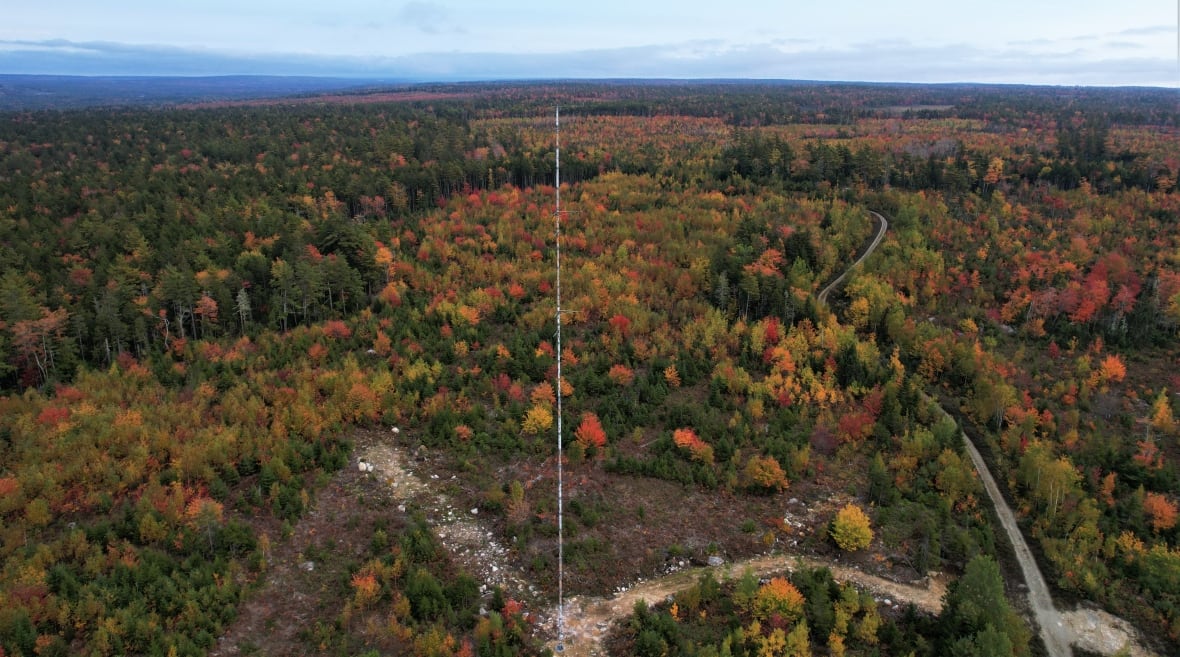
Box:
[1,0,1177,86]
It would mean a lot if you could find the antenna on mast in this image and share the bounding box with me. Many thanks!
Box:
[553,105,566,653]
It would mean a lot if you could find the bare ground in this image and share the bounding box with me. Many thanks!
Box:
[210,457,409,656]
[355,437,539,604]
[213,426,1158,657]
[1061,607,1159,657]
[539,554,947,657]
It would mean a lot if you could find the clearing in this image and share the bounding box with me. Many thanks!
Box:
[213,427,1161,657]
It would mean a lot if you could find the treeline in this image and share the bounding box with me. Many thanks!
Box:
[0,103,607,388]
[715,120,1174,195]
[402,80,1179,127]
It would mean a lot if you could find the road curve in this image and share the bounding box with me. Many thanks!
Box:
[817,210,888,306]
[546,553,946,657]
[817,209,1072,657]
[536,207,1087,657]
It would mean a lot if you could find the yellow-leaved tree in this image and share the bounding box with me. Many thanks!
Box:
[831,503,873,551]
[521,405,553,435]
[1151,389,1174,435]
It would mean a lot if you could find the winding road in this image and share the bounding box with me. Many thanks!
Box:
[213,208,1154,657]
[534,207,1152,657]
[543,206,1080,657]
[548,553,946,657]
[815,209,1072,656]
[817,210,888,305]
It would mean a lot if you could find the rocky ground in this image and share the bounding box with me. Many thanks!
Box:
[214,426,1159,657]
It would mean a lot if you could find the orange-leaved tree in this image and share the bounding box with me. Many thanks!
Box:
[663,364,681,388]
[753,577,805,622]
[1097,353,1126,386]
[1144,492,1178,533]
[574,412,607,449]
[743,455,788,492]
[672,427,713,464]
[608,363,635,386]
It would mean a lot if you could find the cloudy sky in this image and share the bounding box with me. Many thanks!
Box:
[1,0,1176,85]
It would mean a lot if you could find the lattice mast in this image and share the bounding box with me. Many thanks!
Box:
[553,106,566,651]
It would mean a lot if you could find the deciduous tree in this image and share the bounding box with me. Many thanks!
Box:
[743,455,788,492]
[574,412,607,449]
[753,577,805,622]
[831,503,873,551]
[522,405,553,435]
[1144,492,1178,533]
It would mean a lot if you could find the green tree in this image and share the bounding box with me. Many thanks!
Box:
[942,555,1030,656]
[867,452,897,505]
[935,448,980,508]
[1017,442,1081,521]
[953,624,1014,657]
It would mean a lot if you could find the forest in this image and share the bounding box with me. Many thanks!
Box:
[0,81,1177,657]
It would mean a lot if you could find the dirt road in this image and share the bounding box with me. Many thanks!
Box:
[953,412,1073,657]
[215,424,1153,657]
[814,212,1154,657]
[818,209,1070,656]
[541,553,945,657]
[817,210,888,305]
[533,206,1150,657]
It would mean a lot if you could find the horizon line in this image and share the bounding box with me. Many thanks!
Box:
[1,73,1177,91]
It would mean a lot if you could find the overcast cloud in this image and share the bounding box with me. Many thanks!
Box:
[0,1,1175,85]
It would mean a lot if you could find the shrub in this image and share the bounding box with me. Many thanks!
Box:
[743,454,788,492]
